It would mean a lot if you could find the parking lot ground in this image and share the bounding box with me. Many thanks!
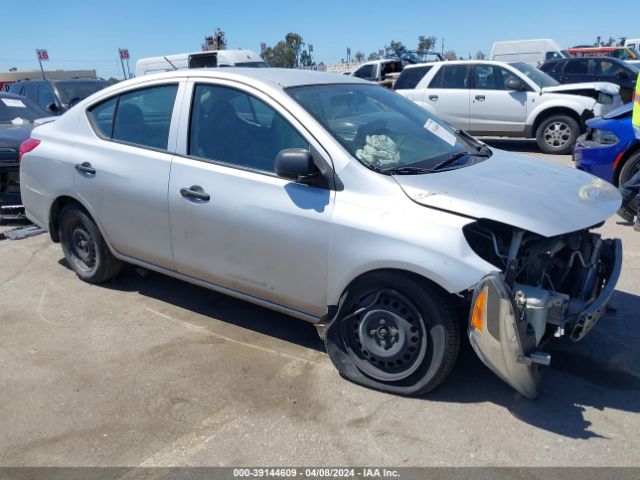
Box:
[1,142,639,467]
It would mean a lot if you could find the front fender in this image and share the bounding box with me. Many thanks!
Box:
[526,98,590,129]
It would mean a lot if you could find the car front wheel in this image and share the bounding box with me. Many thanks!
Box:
[536,114,580,155]
[324,272,460,396]
[59,205,122,284]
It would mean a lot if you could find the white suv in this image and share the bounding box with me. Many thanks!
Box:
[394,60,622,154]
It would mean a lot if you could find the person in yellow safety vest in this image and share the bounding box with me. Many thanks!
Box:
[618,71,640,231]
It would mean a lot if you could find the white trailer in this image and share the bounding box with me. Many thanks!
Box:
[135,50,266,77]
[491,39,567,65]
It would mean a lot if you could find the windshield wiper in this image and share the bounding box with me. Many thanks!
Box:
[383,166,436,175]
[428,151,471,171]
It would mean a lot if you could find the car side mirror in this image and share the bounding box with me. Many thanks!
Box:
[275,148,318,183]
[506,78,524,91]
[616,71,629,80]
[47,102,60,112]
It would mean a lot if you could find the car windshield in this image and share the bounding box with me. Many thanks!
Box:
[287,83,488,172]
[0,95,49,124]
[54,80,110,104]
[511,62,559,88]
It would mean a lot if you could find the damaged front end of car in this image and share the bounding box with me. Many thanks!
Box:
[462,219,622,398]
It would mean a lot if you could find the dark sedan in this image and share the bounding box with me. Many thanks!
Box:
[540,57,638,103]
[0,92,49,219]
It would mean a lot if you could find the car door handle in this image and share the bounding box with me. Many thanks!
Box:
[428,95,438,101]
[475,95,486,101]
[75,162,96,175]
[180,186,210,202]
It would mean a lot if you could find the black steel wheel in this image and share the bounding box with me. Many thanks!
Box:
[59,205,122,284]
[341,289,428,382]
[325,271,460,397]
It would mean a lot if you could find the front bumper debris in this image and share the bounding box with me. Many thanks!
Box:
[570,238,622,341]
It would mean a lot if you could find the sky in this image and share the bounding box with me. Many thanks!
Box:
[1,0,637,79]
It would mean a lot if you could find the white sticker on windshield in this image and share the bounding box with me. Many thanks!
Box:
[2,98,26,108]
[424,118,456,146]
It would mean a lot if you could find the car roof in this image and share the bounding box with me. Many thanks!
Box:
[123,67,367,89]
[12,78,104,84]
[402,60,510,70]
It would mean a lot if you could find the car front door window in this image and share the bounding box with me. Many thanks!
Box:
[188,84,308,173]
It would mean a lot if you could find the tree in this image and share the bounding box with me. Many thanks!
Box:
[106,77,119,85]
[300,49,314,68]
[285,32,304,67]
[385,40,405,56]
[354,51,365,62]
[260,32,306,68]
[417,36,437,59]
[444,50,457,60]
[474,50,486,60]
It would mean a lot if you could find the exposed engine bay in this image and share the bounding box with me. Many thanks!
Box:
[464,219,621,344]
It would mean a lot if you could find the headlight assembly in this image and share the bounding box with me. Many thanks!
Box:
[591,128,619,145]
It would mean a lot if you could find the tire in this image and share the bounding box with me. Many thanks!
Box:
[58,205,122,284]
[324,272,460,397]
[618,151,640,216]
[535,114,580,155]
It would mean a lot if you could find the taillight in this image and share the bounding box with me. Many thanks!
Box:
[19,138,40,162]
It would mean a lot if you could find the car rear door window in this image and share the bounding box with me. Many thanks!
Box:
[394,66,432,89]
[189,84,308,173]
[564,59,589,75]
[112,84,178,150]
[428,65,470,89]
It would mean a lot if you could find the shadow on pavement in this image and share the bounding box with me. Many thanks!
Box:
[92,265,326,353]
[62,260,640,439]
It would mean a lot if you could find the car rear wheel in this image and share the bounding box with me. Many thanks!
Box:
[324,272,460,396]
[59,205,122,284]
[536,114,580,155]
[619,151,640,216]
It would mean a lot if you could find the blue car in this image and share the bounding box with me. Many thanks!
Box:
[573,103,640,191]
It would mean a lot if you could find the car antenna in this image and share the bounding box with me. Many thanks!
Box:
[163,56,178,70]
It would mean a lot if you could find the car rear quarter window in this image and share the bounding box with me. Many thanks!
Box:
[189,84,307,173]
[87,97,117,137]
[394,66,432,90]
[428,65,470,89]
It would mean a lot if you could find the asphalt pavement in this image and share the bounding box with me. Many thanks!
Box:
[0,139,638,467]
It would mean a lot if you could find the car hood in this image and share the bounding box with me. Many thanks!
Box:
[393,149,621,237]
[541,81,620,96]
[0,124,34,148]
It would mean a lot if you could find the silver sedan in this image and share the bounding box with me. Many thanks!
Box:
[20,69,622,399]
